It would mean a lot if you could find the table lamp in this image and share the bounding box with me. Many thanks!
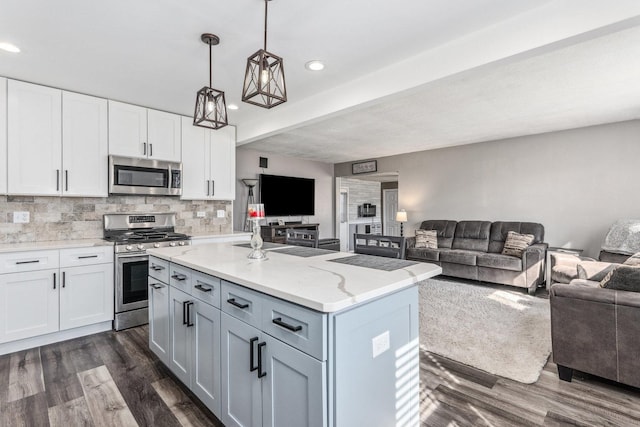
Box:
[396,209,408,237]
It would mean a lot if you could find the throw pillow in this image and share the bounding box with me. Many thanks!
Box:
[600,265,640,292]
[623,252,640,267]
[501,231,534,257]
[415,230,437,249]
[576,261,617,282]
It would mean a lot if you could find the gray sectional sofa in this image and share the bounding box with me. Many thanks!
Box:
[406,220,547,294]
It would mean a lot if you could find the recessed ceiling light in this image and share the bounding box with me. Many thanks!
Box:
[227,104,239,110]
[305,60,325,71]
[0,42,20,53]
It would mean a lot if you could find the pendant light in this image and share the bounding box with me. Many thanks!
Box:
[241,0,287,109]
[194,33,228,129]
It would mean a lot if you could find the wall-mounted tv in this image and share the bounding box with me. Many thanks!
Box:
[259,174,315,217]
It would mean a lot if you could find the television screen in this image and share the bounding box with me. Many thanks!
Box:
[259,174,315,216]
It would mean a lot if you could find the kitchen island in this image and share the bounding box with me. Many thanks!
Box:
[147,242,441,427]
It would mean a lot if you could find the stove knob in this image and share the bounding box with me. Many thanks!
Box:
[125,245,133,251]
[178,241,186,246]
[137,244,145,250]
[169,242,177,247]
[153,243,160,248]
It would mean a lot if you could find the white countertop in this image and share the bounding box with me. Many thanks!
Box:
[190,232,252,241]
[148,243,441,313]
[0,239,113,253]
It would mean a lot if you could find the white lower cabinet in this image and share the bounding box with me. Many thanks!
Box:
[59,263,113,330]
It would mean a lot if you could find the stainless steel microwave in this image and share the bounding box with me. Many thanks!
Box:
[109,155,182,196]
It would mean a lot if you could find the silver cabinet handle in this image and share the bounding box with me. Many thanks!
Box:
[56,170,60,191]
[143,142,147,155]
[150,283,164,290]
[206,180,210,196]
[211,180,214,196]
[65,170,69,191]
[150,143,153,157]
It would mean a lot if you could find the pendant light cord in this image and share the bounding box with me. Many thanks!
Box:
[263,0,268,51]
[209,41,213,88]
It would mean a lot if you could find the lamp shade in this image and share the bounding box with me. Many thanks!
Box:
[396,210,408,223]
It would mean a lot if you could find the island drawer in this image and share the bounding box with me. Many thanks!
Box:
[60,246,113,268]
[149,257,170,283]
[0,250,59,274]
[262,295,327,360]
[190,270,221,308]
[221,281,262,329]
[169,264,192,293]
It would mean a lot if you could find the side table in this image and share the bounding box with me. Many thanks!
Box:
[546,247,584,290]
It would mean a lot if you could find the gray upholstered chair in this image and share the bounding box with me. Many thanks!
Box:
[285,228,319,248]
[354,234,406,259]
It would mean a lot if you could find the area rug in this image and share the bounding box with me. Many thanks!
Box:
[419,278,551,384]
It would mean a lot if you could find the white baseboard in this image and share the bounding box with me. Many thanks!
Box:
[0,321,113,355]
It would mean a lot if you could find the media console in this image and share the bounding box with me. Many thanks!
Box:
[261,223,319,244]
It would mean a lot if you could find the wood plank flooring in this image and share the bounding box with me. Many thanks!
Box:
[1,324,640,426]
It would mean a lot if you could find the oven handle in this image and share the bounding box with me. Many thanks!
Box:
[116,254,148,260]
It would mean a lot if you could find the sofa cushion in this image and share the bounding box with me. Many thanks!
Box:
[406,247,440,262]
[552,264,578,284]
[418,220,457,249]
[476,252,522,272]
[415,230,437,249]
[600,265,640,292]
[451,221,491,252]
[488,221,545,253]
[623,252,640,267]
[501,231,534,257]
[440,250,477,266]
[577,261,617,282]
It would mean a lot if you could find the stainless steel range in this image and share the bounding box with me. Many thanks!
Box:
[104,213,190,330]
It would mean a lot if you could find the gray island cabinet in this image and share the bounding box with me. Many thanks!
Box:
[147,243,441,427]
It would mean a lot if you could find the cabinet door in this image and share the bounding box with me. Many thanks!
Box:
[108,100,147,158]
[221,312,262,427]
[147,109,181,162]
[191,300,222,417]
[7,80,62,195]
[262,335,326,427]
[148,280,170,365]
[180,116,209,200]
[0,77,6,194]
[62,92,108,197]
[209,125,236,200]
[169,286,192,386]
[59,264,114,331]
[0,269,59,343]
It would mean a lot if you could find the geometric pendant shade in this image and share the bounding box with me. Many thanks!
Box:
[193,33,228,129]
[241,0,287,109]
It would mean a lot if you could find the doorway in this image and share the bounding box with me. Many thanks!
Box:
[383,189,399,236]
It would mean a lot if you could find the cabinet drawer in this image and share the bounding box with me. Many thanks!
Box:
[0,250,59,274]
[221,281,262,329]
[190,270,221,308]
[262,296,327,360]
[149,256,169,283]
[169,264,191,293]
[60,246,113,267]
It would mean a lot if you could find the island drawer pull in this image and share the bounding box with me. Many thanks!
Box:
[16,260,40,265]
[171,273,187,281]
[182,300,189,325]
[257,342,267,378]
[186,302,194,327]
[272,317,303,332]
[150,283,164,290]
[250,337,259,372]
[78,255,98,259]
[194,283,212,293]
[150,264,165,271]
[227,298,249,309]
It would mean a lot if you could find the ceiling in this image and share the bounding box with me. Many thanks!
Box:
[2,1,640,164]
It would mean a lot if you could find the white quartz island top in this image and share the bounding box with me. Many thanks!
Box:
[147,242,442,313]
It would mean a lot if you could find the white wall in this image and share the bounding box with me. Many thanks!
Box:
[335,120,640,258]
[234,148,335,238]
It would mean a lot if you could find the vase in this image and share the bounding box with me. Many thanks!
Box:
[247,218,267,259]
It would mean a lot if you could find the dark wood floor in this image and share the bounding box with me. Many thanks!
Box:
[1,325,640,426]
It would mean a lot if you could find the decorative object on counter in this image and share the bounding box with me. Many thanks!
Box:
[396,209,407,237]
[351,160,377,174]
[241,0,287,109]
[241,178,259,232]
[194,33,228,130]
[247,203,267,259]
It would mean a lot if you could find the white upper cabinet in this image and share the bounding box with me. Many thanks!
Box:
[0,78,6,194]
[181,117,235,201]
[62,91,108,197]
[109,100,181,162]
[8,80,62,196]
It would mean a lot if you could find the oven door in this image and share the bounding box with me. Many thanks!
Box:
[115,254,149,313]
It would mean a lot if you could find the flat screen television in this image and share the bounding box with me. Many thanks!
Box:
[259,174,315,216]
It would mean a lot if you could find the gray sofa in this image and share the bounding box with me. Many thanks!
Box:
[406,220,547,294]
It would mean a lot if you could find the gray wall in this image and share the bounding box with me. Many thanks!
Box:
[234,148,334,238]
[335,120,640,258]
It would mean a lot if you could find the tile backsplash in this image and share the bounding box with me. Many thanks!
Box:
[0,195,233,243]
